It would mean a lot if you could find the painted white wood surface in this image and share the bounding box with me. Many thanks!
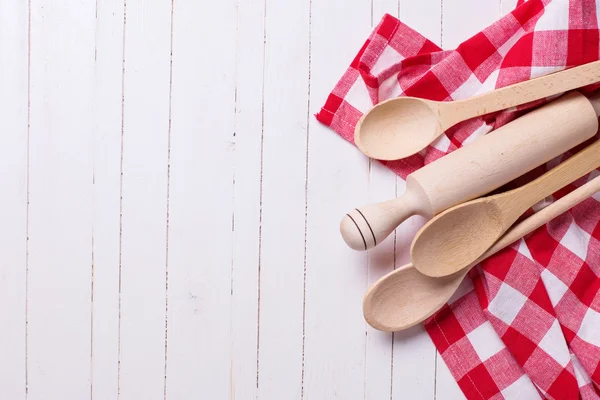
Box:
[28,1,96,398]
[0,0,507,398]
[119,0,172,398]
[166,0,237,398]
[92,0,125,398]
[0,0,27,398]
[305,0,371,398]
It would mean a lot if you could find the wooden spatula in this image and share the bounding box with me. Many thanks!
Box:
[411,139,600,278]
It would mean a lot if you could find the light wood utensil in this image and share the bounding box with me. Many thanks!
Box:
[341,91,600,251]
[363,173,600,332]
[354,60,600,161]
[411,139,600,278]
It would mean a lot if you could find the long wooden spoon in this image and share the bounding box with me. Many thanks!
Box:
[411,139,600,278]
[363,173,600,332]
[354,60,600,161]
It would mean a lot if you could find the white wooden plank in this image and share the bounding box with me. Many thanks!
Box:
[164,0,236,398]
[436,356,466,400]
[257,0,310,397]
[91,0,125,397]
[304,0,372,398]
[0,0,28,397]
[442,0,501,48]
[229,0,265,398]
[392,327,437,400]
[392,183,436,399]
[501,0,519,15]
[372,0,399,25]
[27,0,96,397]
[118,0,171,398]
[365,162,396,400]
[399,0,442,46]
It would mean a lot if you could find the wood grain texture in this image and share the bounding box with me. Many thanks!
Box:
[27,0,95,397]
[230,0,265,398]
[304,0,370,400]
[118,0,171,398]
[305,0,372,398]
[165,0,237,398]
[393,326,437,399]
[258,0,311,398]
[90,0,125,398]
[0,0,28,398]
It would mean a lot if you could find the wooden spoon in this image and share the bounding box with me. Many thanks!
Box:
[411,139,600,278]
[341,91,600,251]
[363,173,600,332]
[354,60,600,161]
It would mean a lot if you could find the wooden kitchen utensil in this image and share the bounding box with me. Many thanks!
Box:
[341,91,600,251]
[354,60,600,161]
[363,174,600,332]
[412,139,600,278]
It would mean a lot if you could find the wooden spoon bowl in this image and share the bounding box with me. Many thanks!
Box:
[354,98,442,160]
[410,200,505,277]
[363,264,462,332]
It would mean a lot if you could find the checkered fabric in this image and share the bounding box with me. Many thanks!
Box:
[315,0,600,399]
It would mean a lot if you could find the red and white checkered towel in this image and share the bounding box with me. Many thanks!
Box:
[316,0,600,398]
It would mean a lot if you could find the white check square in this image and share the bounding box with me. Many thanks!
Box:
[371,45,403,76]
[578,308,600,346]
[541,269,569,307]
[537,320,571,367]
[488,283,528,325]
[345,78,373,113]
[500,375,542,399]
[533,0,569,30]
[466,321,506,362]
[560,220,592,261]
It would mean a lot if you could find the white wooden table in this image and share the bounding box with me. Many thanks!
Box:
[0,0,517,398]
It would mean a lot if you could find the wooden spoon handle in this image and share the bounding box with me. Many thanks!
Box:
[483,174,600,262]
[444,61,600,127]
[504,139,600,222]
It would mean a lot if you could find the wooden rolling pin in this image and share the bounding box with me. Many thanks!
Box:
[341,90,600,251]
